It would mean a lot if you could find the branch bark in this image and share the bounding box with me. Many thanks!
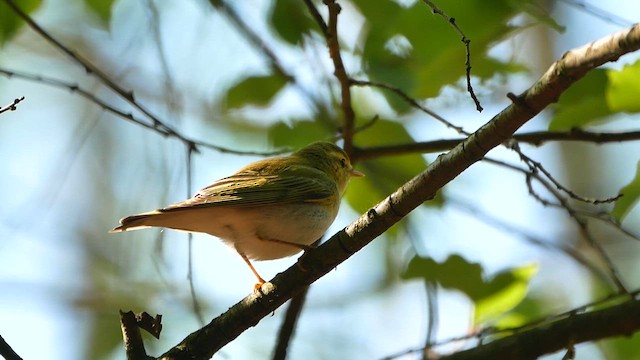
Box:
[155,24,640,360]
[440,297,640,360]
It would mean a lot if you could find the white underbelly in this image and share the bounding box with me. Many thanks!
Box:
[149,202,339,260]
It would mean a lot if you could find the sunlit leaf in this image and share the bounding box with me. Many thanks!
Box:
[474,263,538,324]
[607,60,640,113]
[270,0,314,45]
[354,0,533,113]
[84,0,115,25]
[402,254,537,324]
[225,75,288,109]
[611,161,640,223]
[548,69,611,130]
[0,0,42,46]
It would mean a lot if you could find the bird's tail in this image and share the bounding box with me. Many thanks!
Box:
[109,211,162,233]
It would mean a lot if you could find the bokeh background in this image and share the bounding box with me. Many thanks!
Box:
[1,0,640,359]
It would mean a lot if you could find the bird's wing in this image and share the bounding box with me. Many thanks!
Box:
[159,171,336,212]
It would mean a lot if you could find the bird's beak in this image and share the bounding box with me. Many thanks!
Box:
[350,168,365,177]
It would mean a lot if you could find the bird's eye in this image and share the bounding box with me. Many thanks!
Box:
[340,158,347,168]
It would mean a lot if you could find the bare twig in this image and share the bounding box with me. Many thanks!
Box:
[559,0,635,27]
[421,0,482,112]
[350,79,469,136]
[508,141,621,204]
[482,156,627,292]
[272,287,310,360]
[211,0,294,84]
[352,128,640,161]
[323,0,356,155]
[303,0,328,35]
[1,0,191,140]
[0,68,282,156]
[120,311,156,360]
[185,147,206,326]
[0,96,25,114]
[448,194,613,288]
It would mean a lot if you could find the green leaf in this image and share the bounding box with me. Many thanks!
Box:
[402,254,537,324]
[548,69,612,130]
[354,0,533,112]
[267,119,333,148]
[84,0,115,25]
[0,0,42,46]
[225,75,288,109]
[402,255,485,299]
[606,60,640,113]
[611,161,640,223]
[270,0,314,45]
[474,263,538,324]
[345,119,433,214]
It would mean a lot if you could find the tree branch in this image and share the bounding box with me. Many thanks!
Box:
[0,96,25,114]
[0,334,23,360]
[440,297,640,360]
[323,0,356,154]
[353,128,640,161]
[155,23,640,360]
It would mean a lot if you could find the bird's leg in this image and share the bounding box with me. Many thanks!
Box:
[256,236,313,252]
[255,234,319,272]
[237,250,266,292]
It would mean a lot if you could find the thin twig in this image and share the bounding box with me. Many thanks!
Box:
[352,128,640,161]
[508,141,621,204]
[0,96,25,114]
[421,0,482,112]
[0,68,281,155]
[303,0,328,36]
[1,0,190,140]
[272,287,310,360]
[482,157,627,292]
[447,194,614,288]
[559,0,635,27]
[350,79,469,136]
[324,0,356,155]
[185,146,206,326]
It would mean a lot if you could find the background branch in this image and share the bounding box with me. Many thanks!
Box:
[440,297,640,360]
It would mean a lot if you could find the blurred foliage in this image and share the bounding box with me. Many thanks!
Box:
[226,74,289,109]
[402,255,538,324]
[612,161,640,223]
[84,0,115,25]
[607,60,640,112]
[270,0,316,45]
[548,69,612,131]
[549,59,640,130]
[0,0,41,45]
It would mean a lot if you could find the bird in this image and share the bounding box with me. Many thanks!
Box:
[110,141,363,286]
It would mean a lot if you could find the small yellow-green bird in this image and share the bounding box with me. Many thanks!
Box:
[111,142,363,285]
